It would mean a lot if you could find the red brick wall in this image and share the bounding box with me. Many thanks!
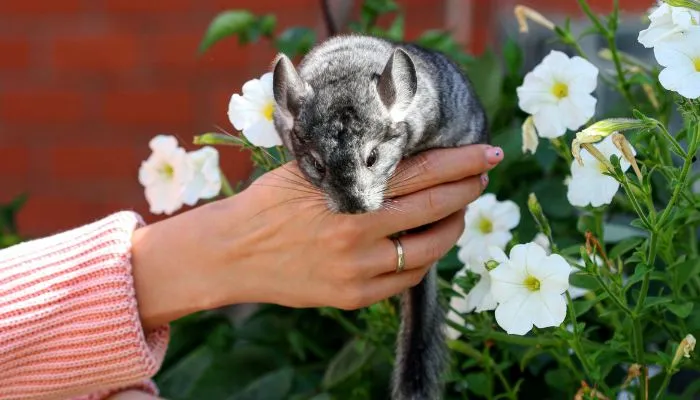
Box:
[0,0,651,237]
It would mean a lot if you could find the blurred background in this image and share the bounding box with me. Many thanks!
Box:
[0,0,652,237]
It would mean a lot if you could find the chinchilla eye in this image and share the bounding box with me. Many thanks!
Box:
[311,156,326,174]
[366,148,378,167]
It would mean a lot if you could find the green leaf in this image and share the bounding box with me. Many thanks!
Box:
[199,10,258,54]
[155,345,215,396]
[573,299,597,317]
[465,372,490,397]
[603,223,648,243]
[664,302,694,318]
[228,367,294,400]
[275,27,317,58]
[322,339,375,390]
[671,258,700,292]
[385,14,405,41]
[609,237,645,260]
[502,37,523,76]
[463,49,503,123]
[643,296,673,309]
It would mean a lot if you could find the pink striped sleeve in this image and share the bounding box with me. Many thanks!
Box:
[0,211,170,400]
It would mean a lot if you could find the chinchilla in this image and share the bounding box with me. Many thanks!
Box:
[271,34,488,400]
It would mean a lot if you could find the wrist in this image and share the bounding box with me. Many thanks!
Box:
[130,202,231,331]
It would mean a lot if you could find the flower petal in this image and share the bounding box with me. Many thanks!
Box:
[491,200,521,230]
[536,254,571,294]
[494,293,534,335]
[531,292,567,329]
[242,119,283,148]
[533,104,567,138]
[465,275,498,313]
[490,263,529,303]
[559,94,597,131]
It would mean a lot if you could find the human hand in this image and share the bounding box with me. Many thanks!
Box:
[131,144,503,331]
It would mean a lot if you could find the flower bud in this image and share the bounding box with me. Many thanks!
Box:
[672,334,696,368]
[571,119,647,166]
[528,193,553,239]
[514,5,555,33]
[484,260,500,271]
[521,116,539,154]
[611,133,642,180]
[664,0,700,12]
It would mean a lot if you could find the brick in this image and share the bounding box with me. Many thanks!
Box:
[52,34,139,73]
[146,32,251,71]
[0,147,30,177]
[17,196,105,236]
[0,89,86,125]
[49,146,138,180]
[104,0,192,13]
[0,0,82,15]
[0,38,30,70]
[102,89,194,125]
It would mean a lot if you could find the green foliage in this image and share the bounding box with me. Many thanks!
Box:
[167,1,700,399]
[0,194,26,249]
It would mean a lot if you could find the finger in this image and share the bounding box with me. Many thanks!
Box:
[363,175,483,236]
[361,209,466,276]
[386,144,503,198]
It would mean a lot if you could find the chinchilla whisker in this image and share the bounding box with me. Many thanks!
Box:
[267,171,318,191]
[251,183,323,197]
[250,195,327,218]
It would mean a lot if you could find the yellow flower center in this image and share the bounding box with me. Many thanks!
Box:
[551,82,569,99]
[262,102,275,121]
[160,163,174,179]
[694,57,700,72]
[524,275,541,292]
[478,217,493,234]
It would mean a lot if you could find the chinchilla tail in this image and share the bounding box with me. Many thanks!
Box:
[392,265,447,400]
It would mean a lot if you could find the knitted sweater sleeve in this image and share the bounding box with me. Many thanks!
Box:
[0,211,170,400]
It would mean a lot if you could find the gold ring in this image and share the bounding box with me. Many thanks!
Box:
[392,237,405,273]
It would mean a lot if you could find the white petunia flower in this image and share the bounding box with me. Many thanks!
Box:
[489,243,570,335]
[457,193,520,266]
[566,135,635,207]
[638,3,700,48]
[182,146,222,206]
[228,72,283,148]
[517,50,599,139]
[138,135,193,215]
[654,29,700,99]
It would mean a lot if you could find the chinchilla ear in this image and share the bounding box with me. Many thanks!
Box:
[272,54,309,120]
[377,48,417,119]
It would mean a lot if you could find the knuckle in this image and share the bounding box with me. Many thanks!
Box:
[425,187,446,215]
[422,235,444,263]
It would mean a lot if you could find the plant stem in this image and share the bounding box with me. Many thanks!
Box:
[655,368,676,400]
[594,275,633,316]
[632,318,648,400]
[450,341,517,400]
[657,124,699,227]
[220,172,235,197]
[565,293,594,379]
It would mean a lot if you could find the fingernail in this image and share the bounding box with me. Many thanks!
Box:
[481,173,489,188]
[486,146,504,164]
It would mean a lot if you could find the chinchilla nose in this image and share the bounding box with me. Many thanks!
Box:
[337,194,367,214]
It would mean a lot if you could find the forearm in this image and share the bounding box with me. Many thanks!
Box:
[0,212,169,399]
